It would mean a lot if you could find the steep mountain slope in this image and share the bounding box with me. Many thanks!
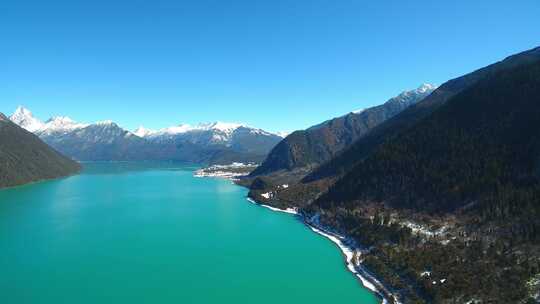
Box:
[0,113,80,188]
[10,108,282,164]
[306,46,540,182]
[251,84,435,176]
[243,46,540,303]
[40,121,154,161]
[309,56,540,303]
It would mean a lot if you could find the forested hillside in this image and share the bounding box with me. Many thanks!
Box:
[0,113,80,188]
[243,46,540,303]
[305,46,540,182]
[251,84,434,176]
[307,58,540,303]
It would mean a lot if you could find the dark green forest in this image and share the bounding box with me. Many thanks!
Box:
[0,115,80,188]
[307,58,540,303]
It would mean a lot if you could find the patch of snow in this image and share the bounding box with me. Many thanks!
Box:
[401,220,447,238]
[420,271,431,277]
[246,198,298,215]
[261,192,273,199]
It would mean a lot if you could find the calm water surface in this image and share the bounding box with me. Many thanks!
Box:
[0,162,378,304]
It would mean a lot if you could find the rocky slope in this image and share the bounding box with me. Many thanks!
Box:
[250,84,435,176]
[0,113,80,188]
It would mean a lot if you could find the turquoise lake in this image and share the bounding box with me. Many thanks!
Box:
[0,162,378,304]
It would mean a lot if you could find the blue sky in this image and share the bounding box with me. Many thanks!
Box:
[1,0,539,133]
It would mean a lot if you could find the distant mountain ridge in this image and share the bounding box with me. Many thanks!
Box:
[250,83,436,176]
[9,107,283,164]
[0,112,80,188]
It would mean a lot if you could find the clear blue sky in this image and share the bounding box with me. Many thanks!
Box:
[1,0,539,133]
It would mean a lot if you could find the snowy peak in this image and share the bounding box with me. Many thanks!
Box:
[416,83,437,94]
[42,116,88,133]
[9,106,45,132]
[388,83,437,106]
[138,121,247,139]
[275,131,290,138]
[397,83,437,99]
[162,123,193,135]
[133,126,155,137]
[47,116,75,124]
[12,106,32,118]
[9,107,123,135]
[196,121,244,133]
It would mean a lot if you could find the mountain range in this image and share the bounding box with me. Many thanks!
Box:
[0,112,80,188]
[249,83,436,181]
[244,46,540,303]
[9,107,283,164]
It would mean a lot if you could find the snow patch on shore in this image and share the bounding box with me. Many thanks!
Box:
[308,225,380,294]
[246,198,298,215]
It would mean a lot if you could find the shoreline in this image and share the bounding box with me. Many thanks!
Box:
[195,169,397,303]
[245,197,398,304]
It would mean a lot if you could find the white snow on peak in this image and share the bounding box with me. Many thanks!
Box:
[48,116,75,124]
[9,106,45,132]
[164,123,194,134]
[275,131,290,138]
[415,83,437,94]
[9,106,278,143]
[38,116,89,135]
[9,106,129,134]
[44,116,88,131]
[352,108,365,114]
[139,123,193,138]
[133,126,156,137]
[143,121,246,138]
[393,83,437,102]
[195,121,244,132]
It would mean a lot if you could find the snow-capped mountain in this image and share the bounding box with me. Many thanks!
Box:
[252,83,437,175]
[9,106,45,132]
[9,106,282,164]
[132,121,282,157]
[9,107,91,135]
[135,121,281,141]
